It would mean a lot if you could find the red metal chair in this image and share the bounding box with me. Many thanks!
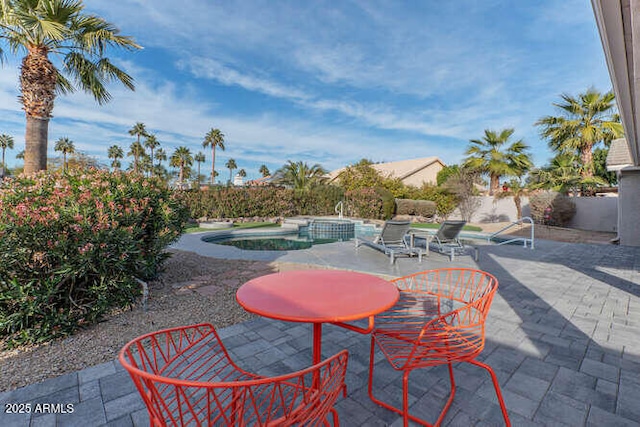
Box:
[119,323,348,426]
[368,268,510,426]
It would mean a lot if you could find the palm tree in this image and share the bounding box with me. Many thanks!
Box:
[155,147,167,166]
[54,137,75,171]
[144,133,159,176]
[494,178,530,220]
[259,164,270,177]
[107,145,124,171]
[225,158,237,185]
[16,150,24,160]
[536,89,623,178]
[202,128,225,184]
[0,134,15,176]
[238,168,247,185]
[170,146,193,184]
[128,141,145,174]
[129,122,148,145]
[529,153,606,196]
[273,160,328,192]
[194,151,205,185]
[0,1,141,173]
[463,128,533,195]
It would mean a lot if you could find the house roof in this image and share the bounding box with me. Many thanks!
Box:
[327,156,445,182]
[606,138,633,171]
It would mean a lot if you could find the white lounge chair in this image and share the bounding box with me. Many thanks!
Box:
[355,220,423,264]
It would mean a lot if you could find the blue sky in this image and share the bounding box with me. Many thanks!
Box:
[0,0,614,182]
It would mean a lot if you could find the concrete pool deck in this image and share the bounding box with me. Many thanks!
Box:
[2,233,640,426]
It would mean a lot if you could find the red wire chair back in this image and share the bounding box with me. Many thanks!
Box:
[374,268,498,370]
[119,323,348,426]
[369,268,510,426]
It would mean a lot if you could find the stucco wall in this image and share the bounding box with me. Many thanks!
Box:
[618,168,640,245]
[447,195,618,232]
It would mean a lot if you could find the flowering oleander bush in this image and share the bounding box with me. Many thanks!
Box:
[530,191,576,226]
[0,170,188,346]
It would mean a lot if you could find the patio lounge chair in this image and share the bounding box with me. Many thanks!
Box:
[430,220,467,260]
[120,323,349,426]
[356,220,423,264]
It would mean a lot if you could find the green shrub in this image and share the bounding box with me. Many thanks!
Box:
[418,185,458,219]
[414,200,437,218]
[0,170,188,346]
[375,187,396,220]
[529,191,576,226]
[395,198,416,215]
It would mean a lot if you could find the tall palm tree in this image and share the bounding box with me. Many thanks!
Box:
[225,158,237,185]
[54,137,75,171]
[107,145,124,171]
[202,128,225,184]
[128,141,145,174]
[0,133,14,176]
[154,147,167,166]
[273,160,328,192]
[0,0,141,173]
[259,164,270,177]
[536,88,623,178]
[129,122,148,146]
[144,133,159,176]
[170,146,193,184]
[463,128,533,195]
[194,151,205,185]
[238,168,246,185]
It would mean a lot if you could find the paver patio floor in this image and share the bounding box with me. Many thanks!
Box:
[2,234,640,426]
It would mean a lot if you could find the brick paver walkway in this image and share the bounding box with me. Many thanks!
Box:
[1,235,639,426]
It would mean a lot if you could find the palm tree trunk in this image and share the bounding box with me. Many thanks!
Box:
[1,148,5,176]
[211,148,216,184]
[489,174,500,196]
[197,163,201,185]
[580,146,594,178]
[24,116,50,173]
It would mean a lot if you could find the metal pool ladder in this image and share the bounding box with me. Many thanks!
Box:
[335,201,344,219]
[488,216,535,249]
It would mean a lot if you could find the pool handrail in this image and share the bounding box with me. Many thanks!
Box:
[335,201,344,219]
[488,217,535,249]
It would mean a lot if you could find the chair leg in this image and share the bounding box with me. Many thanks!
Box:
[467,359,511,427]
[368,337,454,426]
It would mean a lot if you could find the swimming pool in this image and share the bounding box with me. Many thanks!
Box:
[202,218,379,251]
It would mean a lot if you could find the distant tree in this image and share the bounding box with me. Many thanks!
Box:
[107,145,124,170]
[464,128,533,195]
[536,88,623,179]
[444,167,482,222]
[0,134,15,176]
[54,137,75,171]
[16,150,24,160]
[274,160,327,192]
[494,178,531,220]
[1,1,141,173]
[259,164,270,177]
[238,168,246,178]
[225,158,237,184]
[593,147,617,186]
[436,164,459,186]
[128,140,145,174]
[194,151,206,185]
[154,147,167,166]
[202,128,225,184]
[144,134,160,176]
[170,146,193,184]
[129,122,148,147]
[529,153,606,195]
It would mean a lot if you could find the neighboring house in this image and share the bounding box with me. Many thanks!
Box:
[246,176,272,186]
[233,174,244,186]
[327,157,445,187]
[606,138,633,172]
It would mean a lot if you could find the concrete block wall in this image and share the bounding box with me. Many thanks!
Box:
[448,196,618,233]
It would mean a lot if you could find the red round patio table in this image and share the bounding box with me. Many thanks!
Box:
[236,270,399,365]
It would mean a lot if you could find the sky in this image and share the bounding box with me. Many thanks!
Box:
[0,0,614,182]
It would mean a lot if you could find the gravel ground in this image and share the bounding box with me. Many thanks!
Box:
[0,250,317,392]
